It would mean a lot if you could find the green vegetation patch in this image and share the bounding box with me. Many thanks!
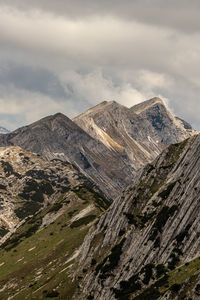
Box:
[72,184,109,210]
[168,256,200,287]
[95,238,126,280]
[19,179,54,203]
[113,273,141,299]
[14,201,42,219]
[0,195,100,299]
[0,227,9,238]
[1,160,14,176]
[47,202,63,213]
[124,210,156,229]
[130,257,200,300]
[70,214,96,228]
[158,182,177,200]
[163,138,189,168]
[149,205,178,241]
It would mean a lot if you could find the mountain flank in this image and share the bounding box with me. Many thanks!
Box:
[0,145,109,244]
[0,113,134,200]
[74,133,200,300]
[0,145,108,299]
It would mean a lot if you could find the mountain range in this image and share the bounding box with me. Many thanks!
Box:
[0,98,196,200]
[0,97,199,300]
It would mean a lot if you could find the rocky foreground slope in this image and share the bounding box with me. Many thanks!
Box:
[0,98,196,201]
[0,146,109,299]
[74,133,200,300]
[0,145,89,243]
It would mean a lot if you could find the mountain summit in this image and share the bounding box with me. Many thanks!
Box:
[0,126,10,135]
[74,97,196,167]
[131,97,194,145]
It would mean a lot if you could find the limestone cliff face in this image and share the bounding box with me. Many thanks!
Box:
[76,134,200,300]
[131,97,194,145]
[74,97,196,170]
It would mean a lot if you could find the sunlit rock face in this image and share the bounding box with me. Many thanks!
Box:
[76,134,200,300]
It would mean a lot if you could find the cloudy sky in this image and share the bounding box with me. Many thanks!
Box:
[0,0,200,130]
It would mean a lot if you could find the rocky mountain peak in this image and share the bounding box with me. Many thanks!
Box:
[29,111,80,133]
[131,97,165,114]
[0,126,10,135]
[74,97,197,170]
[73,100,124,121]
[0,111,136,200]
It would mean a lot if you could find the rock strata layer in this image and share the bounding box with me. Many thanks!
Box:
[76,134,200,300]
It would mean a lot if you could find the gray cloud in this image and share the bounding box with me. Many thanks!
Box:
[0,63,66,98]
[1,0,200,32]
[0,1,199,130]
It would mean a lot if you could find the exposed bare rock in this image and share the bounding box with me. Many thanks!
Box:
[75,134,200,300]
[131,97,196,145]
[0,127,10,135]
[0,113,134,200]
[74,97,197,174]
[0,99,196,201]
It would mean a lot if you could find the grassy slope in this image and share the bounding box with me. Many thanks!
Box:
[131,256,200,300]
[0,185,107,299]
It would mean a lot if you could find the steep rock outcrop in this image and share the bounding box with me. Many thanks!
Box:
[74,97,196,170]
[76,134,200,300]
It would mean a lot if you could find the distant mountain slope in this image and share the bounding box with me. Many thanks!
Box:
[0,126,10,135]
[0,114,134,200]
[74,97,196,170]
[76,133,200,300]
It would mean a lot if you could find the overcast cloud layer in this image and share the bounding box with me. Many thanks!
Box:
[0,1,200,130]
